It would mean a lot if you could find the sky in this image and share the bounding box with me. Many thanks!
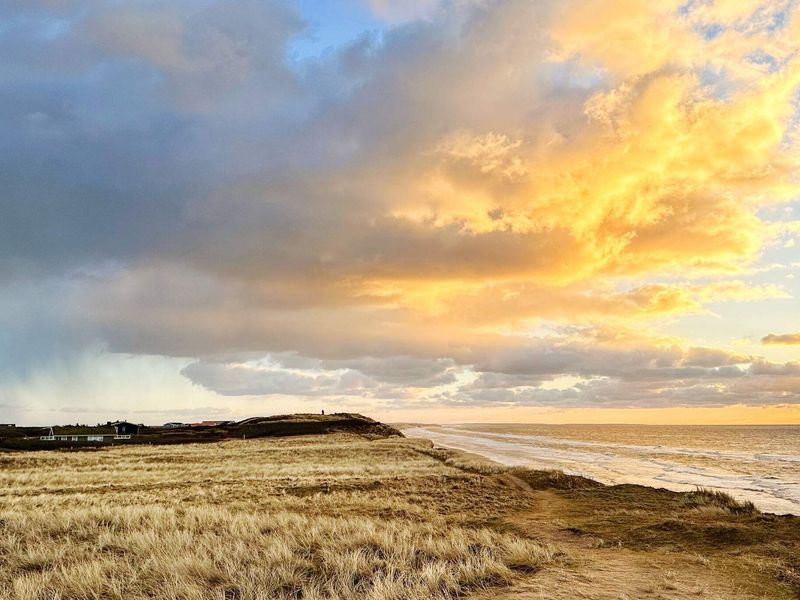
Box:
[1,0,800,426]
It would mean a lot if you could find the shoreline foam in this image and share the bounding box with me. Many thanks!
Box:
[404,424,800,515]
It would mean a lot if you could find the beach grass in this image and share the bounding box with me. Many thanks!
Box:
[0,435,554,599]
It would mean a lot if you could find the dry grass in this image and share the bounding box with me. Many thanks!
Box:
[681,487,757,515]
[0,435,555,599]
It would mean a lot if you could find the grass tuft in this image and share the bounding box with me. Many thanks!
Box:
[683,488,758,515]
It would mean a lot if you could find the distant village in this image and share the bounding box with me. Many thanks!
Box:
[33,420,234,443]
[0,419,238,449]
[0,414,394,451]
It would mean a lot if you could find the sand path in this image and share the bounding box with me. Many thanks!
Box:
[474,479,792,600]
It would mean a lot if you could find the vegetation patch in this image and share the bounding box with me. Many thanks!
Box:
[0,435,554,600]
[681,488,757,515]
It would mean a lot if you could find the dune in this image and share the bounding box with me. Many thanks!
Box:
[0,416,797,599]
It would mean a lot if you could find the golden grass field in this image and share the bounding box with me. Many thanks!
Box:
[0,435,554,599]
[1,433,798,599]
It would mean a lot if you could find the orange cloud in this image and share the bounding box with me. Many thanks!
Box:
[763,333,800,345]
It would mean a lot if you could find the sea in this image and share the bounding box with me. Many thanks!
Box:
[403,423,800,515]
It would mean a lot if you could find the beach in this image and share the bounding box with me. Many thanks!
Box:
[404,423,800,515]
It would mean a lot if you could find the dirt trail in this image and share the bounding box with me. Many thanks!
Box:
[475,483,793,600]
[480,552,773,600]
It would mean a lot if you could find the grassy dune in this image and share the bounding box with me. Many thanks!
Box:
[1,433,798,599]
[0,435,554,599]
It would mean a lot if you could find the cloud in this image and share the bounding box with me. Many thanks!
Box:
[436,355,800,410]
[762,333,800,345]
[319,356,457,387]
[83,0,302,111]
[749,358,800,375]
[464,334,752,379]
[181,354,456,397]
[364,0,447,23]
[181,361,354,397]
[2,0,800,419]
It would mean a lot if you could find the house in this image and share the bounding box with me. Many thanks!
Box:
[33,422,140,443]
[110,421,141,435]
[41,434,119,442]
[163,422,187,429]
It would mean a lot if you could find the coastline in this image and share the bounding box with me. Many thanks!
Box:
[403,424,800,516]
[404,432,800,597]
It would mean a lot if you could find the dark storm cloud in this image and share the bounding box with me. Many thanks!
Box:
[0,0,304,280]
